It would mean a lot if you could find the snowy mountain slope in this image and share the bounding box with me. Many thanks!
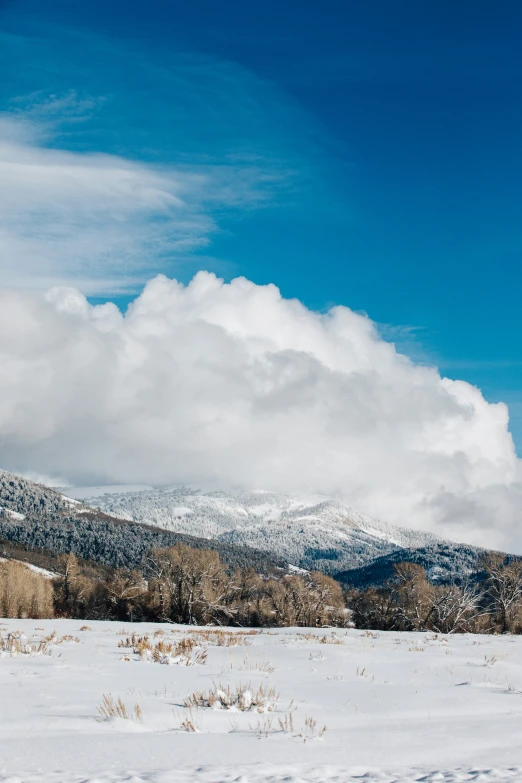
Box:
[0,470,286,573]
[0,469,492,582]
[68,486,442,573]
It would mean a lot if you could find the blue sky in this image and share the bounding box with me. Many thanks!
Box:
[2,0,522,448]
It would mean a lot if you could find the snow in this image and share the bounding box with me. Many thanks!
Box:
[63,497,82,506]
[287,564,309,574]
[168,506,196,517]
[68,486,441,572]
[0,506,25,521]
[1,619,522,782]
[0,557,56,578]
[24,562,57,578]
[63,485,154,499]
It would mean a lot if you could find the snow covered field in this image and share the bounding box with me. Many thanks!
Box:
[1,620,522,783]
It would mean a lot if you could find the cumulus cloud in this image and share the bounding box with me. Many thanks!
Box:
[0,272,520,551]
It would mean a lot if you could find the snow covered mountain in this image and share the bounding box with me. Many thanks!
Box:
[66,486,441,573]
[0,468,490,581]
[0,470,286,573]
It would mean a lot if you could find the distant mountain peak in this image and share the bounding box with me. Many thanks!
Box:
[66,484,441,573]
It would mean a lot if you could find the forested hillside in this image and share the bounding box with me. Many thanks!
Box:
[71,485,441,573]
[335,542,490,588]
[0,470,513,595]
[0,471,285,573]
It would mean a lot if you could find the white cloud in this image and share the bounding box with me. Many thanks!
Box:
[0,113,283,293]
[0,272,520,551]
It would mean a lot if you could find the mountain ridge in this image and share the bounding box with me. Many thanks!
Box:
[0,470,286,573]
[66,484,445,574]
[0,470,503,586]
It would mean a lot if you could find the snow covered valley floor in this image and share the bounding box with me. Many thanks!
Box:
[1,620,522,783]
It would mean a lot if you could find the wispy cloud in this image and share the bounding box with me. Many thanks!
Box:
[0,117,199,291]
[0,18,313,292]
[0,102,294,292]
[440,359,522,370]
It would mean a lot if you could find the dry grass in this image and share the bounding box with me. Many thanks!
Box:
[295,632,320,642]
[293,632,344,645]
[188,629,257,647]
[356,666,375,681]
[177,708,200,733]
[117,629,256,663]
[79,625,92,631]
[319,634,344,645]
[118,633,149,649]
[250,714,276,737]
[250,712,327,741]
[97,693,143,722]
[38,631,80,646]
[278,711,295,733]
[184,681,279,712]
[302,715,327,740]
[0,631,52,657]
[224,656,276,675]
[118,633,207,666]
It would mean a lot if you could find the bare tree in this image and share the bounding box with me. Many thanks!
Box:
[266,571,347,628]
[426,581,485,634]
[54,553,94,616]
[105,569,147,621]
[481,554,522,633]
[147,544,228,624]
[392,562,433,631]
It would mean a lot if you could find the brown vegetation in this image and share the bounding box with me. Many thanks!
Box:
[0,560,54,618]
[118,632,208,665]
[97,693,143,722]
[48,544,350,628]
[348,556,522,634]
[4,538,522,637]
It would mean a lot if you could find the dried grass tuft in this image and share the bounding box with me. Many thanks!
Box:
[118,633,207,666]
[97,693,143,722]
[0,631,51,657]
[225,656,276,675]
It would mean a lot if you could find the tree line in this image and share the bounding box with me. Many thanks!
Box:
[348,555,522,634]
[3,542,522,634]
[1,543,348,627]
